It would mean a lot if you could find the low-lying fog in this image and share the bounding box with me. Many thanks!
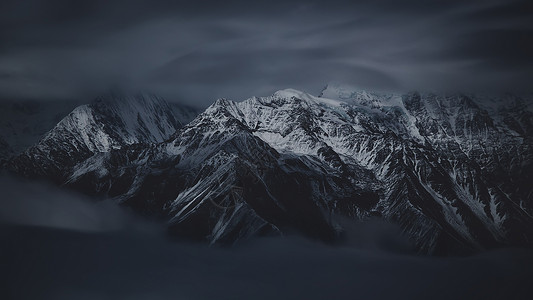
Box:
[1,176,532,300]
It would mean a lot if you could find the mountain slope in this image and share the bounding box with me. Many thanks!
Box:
[5,87,533,253]
[0,99,82,160]
[6,93,185,182]
[211,88,533,252]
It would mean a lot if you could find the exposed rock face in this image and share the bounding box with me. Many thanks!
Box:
[6,93,185,182]
[6,87,533,254]
[0,99,81,160]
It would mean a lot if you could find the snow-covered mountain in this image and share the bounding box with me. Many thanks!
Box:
[6,93,197,182]
[5,87,533,254]
[0,99,82,159]
[0,96,201,161]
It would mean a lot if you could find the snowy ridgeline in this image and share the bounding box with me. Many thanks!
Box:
[0,94,202,159]
[4,86,533,254]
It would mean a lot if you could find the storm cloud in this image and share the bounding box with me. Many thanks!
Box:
[0,0,532,106]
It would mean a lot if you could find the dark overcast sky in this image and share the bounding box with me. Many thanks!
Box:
[0,0,532,107]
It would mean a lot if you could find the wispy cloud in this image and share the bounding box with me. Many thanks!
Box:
[0,0,531,106]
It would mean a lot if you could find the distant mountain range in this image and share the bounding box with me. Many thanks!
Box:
[3,86,533,254]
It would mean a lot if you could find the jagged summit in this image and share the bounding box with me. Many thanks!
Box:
[6,93,187,182]
[45,92,180,152]
[274,88,346,107]
[4,87,533,254]
[0,99,81,159]
[319,82,397,99]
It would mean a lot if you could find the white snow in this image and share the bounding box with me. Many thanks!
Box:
[274,88,346,107]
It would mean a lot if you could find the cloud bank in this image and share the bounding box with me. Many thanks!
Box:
[1,176,533,299]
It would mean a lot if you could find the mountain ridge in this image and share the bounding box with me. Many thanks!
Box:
[4,87,533,254]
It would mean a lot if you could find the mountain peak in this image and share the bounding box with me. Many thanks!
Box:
[6,86,533,254]
[319,83,400,102]
[273,88,346,107]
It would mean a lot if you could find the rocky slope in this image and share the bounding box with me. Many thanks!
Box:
[0,99,82,160]
[5,87,533,254]
[6,93,190,182]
